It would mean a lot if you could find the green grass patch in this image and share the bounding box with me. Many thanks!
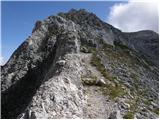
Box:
[90,48,126,99]
[143,99,152,106]
[90,52,113,81]
[101,43,138,66]
[81,75,98,86]
[114,41,131,51]
[123,111,134,119]
[152,108,159,115]
[130,72,139,90]
[101,83,125,100]
[123,97,140,119]
[109,84,125,99]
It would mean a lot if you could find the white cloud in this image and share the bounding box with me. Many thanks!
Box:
[107,0,159,33]
[0,56,6,66]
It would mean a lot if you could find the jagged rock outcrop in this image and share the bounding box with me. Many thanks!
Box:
[1,9,159,119]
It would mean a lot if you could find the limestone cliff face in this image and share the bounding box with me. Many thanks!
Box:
[1,9,159,119]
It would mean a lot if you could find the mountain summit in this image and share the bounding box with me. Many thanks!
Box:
[1,9,159,119]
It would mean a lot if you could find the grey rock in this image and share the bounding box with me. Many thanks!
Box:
[96,78,106,86]
[119,30,159,66]
[108,110,122,119]
[1,9,158,119]
[56,60,66,66]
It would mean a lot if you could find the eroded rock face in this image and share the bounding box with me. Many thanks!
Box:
[1,9,159,119]
[123,31,159,66]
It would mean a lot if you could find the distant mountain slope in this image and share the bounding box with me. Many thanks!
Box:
[1,9,159,119]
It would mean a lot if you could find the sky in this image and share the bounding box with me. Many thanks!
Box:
[108,0,159,33]
[1,0,159,65]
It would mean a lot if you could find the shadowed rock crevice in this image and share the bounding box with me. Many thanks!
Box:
[1,38,59,118]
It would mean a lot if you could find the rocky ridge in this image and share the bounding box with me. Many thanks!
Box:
[1,9,159,119]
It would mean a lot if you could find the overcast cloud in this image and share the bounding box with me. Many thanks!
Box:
[107,1,159,33]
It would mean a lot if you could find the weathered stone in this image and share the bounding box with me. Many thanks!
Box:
[1,9,158,119]
[56,60,66,66]
[96,78,106,86]
[108,110,122,119]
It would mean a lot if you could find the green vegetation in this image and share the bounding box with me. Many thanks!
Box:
[101,43,138,66]
[109,84,125,99]
[81,75,98,86]
[114,40,131,51]
[88,43,127,99]
[101,83,125,100]
[152,108,159,115]
[90,52,113,81]
[114,40,156,70]
[123,96,140,119]
[123,111,134,119]
[143,99,152,106]
[130,72,138,81]
[81,42,156,117]
[143,99,159,115]
[130,72,139,90]
[102,42,114,49]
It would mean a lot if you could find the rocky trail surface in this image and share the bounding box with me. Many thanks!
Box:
[1,9,159,119]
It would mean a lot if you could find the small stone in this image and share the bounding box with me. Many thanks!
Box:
[96,78,106,86]
[56,60,66,66]
[151,102,157,108]
[149,105,153,110]
[120,102,130,110]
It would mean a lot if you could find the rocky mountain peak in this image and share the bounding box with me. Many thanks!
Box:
[1,9,159,119]
[58,9,102,24]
